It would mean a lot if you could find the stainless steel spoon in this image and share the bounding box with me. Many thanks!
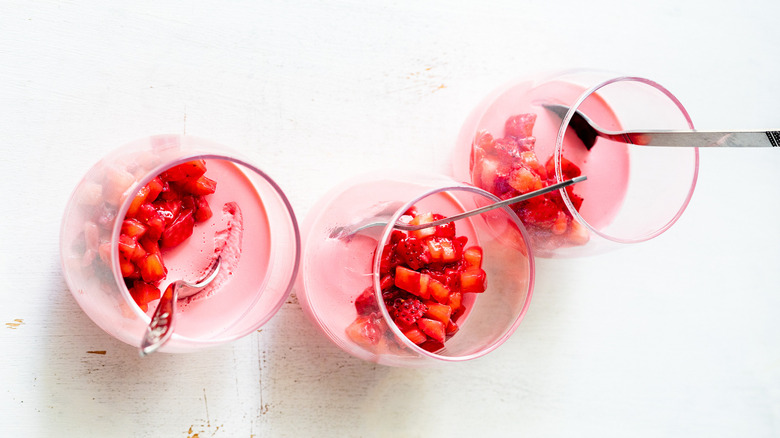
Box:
[331,176,586,239]
[139,256,221,356]
[543,103,780,150]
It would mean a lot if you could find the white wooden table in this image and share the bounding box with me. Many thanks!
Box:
[2,1,779,436]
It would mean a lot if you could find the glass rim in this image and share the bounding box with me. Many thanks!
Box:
[110,150,301,345]
[370,182,535,362]
[553,75,700,244]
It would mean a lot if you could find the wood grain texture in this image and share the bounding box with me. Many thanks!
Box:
[1,0,779,436]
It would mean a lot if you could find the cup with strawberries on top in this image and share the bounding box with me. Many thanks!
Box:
[454,70,699,257]
[298,171,533,366]
[60,135,300,353]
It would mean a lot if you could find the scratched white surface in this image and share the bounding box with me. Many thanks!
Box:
[2,1,780,437]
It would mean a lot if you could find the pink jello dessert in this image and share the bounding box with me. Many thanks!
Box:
[118,159,273,340]
[456,79,630,255]
[60,135,299,352]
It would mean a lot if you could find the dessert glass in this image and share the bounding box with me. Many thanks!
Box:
[297,171,534,366]
[60,135,300,352]
[453,70,699,257]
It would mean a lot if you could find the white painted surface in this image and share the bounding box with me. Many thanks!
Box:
[2,1,779,436]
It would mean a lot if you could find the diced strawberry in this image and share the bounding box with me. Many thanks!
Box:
[379,275,395,291]
[395,237,431,270]
[408,212,436,240]
[387,297,427,328]
[153,199,183,227]
[160,209,195,248]
[419,339,445,353]
[417,317,446,343]
[423,302,452,326]
[545,155,582,180]
[445,319,460,336]
[98,241,112,264]
[138,236,161,258]
[128,281,160,312]
[193,196,213,222]
[519,151,547,179]
[145,177,165,203]
[504,113,537,139]
[177,175,217,196]
[508,167,543,193]
[431,214,456,239]
[402,327,428,345]
[354,287,379,316]
[118,234,146,262]
[427,278,451,304]
[448,291,462,313]
[126,185,150,218]
[390,230,407,244]
[119,255,139,279]
[566,186,584,211]
[160,160,207,182]
[345,315,383,348]
[139,253,166,283]
[551,211,568,235]
[520,196,560,228]
[460,268,487,293]
[394,266,431,299]
[135,203,166,240]
[463,246,483,269]
[493,137,522,159]
[121,218,147,239]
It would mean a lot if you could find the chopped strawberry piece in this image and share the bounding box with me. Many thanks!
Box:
[504,113,537,138]
[445,319,460,336]
[402,327,428,345]
[177,175,217,196]
[354,287,379,316]
[145,177,165,203]
[508,166,544,193]
[139,253,166,283]
[160,209,195,248]
[193,196,213,222]
[545,155,582,180]
[119,255,139,279]
[447,291,462,314]
[126,185,150,218]
[160,160,207,182]
[417,317,446,343]
[394,266,431,299]
[121,218,147,239]
[423,303,452,326]
[408,212,436,240]
[345,315,383,348]
[427,278,451,304]
[387,297,427,328]
[395,237,431,270]
[118,234,146,262]
[460,268,487,293]
[128,281,160,312]
[463,246,483,269]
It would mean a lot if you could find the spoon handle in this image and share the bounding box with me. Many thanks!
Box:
[612,130,780,148]
[139,282,178,357]
[396,176,586,232]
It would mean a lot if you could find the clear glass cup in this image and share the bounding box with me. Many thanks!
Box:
[297,171,534,366]
[453,70,699,257]
[60,135,300,352]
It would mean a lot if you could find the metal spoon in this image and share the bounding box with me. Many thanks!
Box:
[331,176,586,239]
[139,256,221,356]
[543,103,780,150]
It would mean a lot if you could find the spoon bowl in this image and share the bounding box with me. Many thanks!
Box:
[139,256,222,356]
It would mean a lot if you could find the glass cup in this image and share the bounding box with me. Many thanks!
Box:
[60,135,300,352]
[297,171,534,366]
[453,70,699,257]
